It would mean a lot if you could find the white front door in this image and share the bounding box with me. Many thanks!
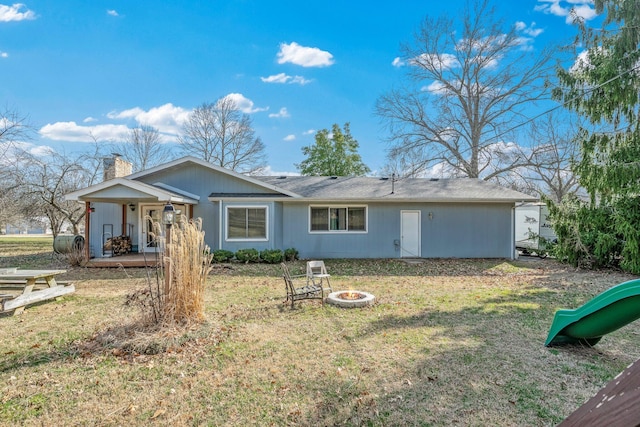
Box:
[401,210,421,258]
[141,205,164,253]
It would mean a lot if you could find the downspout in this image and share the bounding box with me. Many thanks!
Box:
[84,201,91,262]
[511,205,516,260]
[218,199,223,250]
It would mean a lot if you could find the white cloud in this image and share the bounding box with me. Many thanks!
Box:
[568,48,607,74]
[0,3,35,22]
[457,34,514,53]
[276,42,334,67]
[392,57,405,67]
[222,93,268,114]
[107,9,119,17]
[269,107,290,119]
[474,55,500,69]
[572,4,598,21]
[283,134,296,141]
[40,98,271,145]
[107,103,190,134]
[516,38,535,52]
[411,53,459,70]
[41,103,189,144]
[516,21,544,37]
[423,80,499,98]
[535,0,597,24]
[0,51,7,58]
[525,27,544,37]
[108,107,143,120]
[29,144,54,157]
[303,129,315,135]
[422,81,448,94]
[513,22,544,51]
[39,121,130,142]
[290,75,312,85]
[261,73,312,85]
[261,73,289,83]
[408,139,527,180]
[0,142,53,166]
[0,115,14,130]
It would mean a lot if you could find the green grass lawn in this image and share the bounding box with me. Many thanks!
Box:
[1,237,639,426]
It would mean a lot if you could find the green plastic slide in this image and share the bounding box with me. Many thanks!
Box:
[545,278,640,346]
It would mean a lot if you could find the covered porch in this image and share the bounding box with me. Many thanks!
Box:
[65,178,199,266]
[82,253,163,268]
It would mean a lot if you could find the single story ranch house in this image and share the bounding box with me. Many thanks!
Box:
[65,155,537,261]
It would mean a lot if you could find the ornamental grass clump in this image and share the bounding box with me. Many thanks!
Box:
[127,217,213,326]
[164,218,213,324]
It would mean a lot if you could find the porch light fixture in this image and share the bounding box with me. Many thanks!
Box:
[162,202,175,227]
[129,203,136,212]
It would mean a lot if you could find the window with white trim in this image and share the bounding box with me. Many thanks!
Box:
[226,206,268,240]
[310,206,367,232]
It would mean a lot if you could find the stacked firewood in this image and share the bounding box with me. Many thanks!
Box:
[104,235,132,256]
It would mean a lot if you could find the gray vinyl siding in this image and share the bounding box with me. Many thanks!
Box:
[208,200,220,250]
[280,202,513,259]
[76,158,528,260]
[421,203,512,258]
[272,202,284,250]
[134,163,279,252]
[88,202,123,258]
[281,202,398,259]
[217,201,280,253]
[134,163,280,195]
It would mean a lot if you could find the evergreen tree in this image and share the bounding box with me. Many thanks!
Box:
[551,0,640,272]
[297,123,371,176]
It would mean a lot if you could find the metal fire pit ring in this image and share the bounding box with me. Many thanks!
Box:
[326,290,376,308]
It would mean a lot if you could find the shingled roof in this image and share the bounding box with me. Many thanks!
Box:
[256,175,537,202]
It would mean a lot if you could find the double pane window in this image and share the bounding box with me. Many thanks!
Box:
[227,207,267,240]
[310,206,366,232]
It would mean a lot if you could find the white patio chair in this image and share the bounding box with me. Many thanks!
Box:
[306,260,332,294]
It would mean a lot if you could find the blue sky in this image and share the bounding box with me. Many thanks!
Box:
[1,1,598,175]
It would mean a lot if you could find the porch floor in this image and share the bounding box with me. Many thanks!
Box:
[82,253,162,268]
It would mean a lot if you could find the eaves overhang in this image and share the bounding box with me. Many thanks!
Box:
[206,195,539,204]
[64,178,199,204]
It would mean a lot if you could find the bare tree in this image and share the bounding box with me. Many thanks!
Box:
[114,125,173,173]
[0,107,34,233]
[11,144,105,236]
[489,112,583,201]
[179,97,267,174]
[379,146,434,178]
[0,107,31,153]
[376,0,556,180]
[525,114,582,202]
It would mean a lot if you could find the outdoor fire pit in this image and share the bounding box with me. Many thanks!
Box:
[326,290,375,308]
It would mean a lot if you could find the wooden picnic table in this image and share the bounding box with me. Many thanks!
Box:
[0,268,75,315]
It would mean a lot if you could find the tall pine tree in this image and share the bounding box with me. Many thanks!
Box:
[551,0,640,272]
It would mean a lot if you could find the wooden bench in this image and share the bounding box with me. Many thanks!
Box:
[0,269,74,315]
[0,279,70,288]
